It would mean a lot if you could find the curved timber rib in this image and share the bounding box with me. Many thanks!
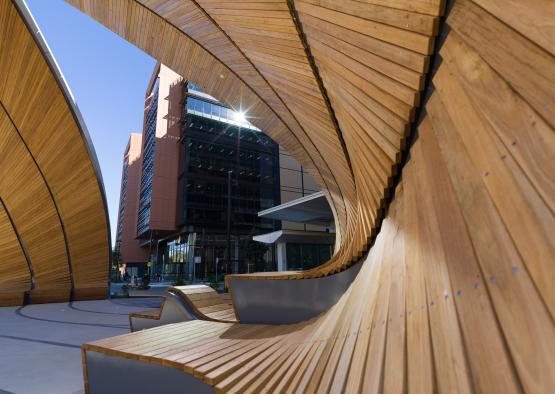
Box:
[169,285,237,323]
[128,285,237,332]
[0,0,111,304]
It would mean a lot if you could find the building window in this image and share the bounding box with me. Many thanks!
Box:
[116,158,129,243]
[137,79,159,236]
[286,243,332,271]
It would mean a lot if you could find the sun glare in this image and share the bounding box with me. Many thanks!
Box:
[233,110,246,123]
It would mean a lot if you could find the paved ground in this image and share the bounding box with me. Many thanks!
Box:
[111,281,171,298]
[0,297,162,394]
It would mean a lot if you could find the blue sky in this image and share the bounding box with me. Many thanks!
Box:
[26,0,156,245]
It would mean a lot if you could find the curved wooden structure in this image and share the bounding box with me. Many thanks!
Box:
[170,285,237,323]
[72,0,555,392]
[0,0,110,305]
[66,0,442,280]
[129,285,236,331]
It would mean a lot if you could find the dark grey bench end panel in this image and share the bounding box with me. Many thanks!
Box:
[229,261,362,324]
[86,351,213,394]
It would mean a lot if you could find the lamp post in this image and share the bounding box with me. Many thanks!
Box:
[226,170,232,274]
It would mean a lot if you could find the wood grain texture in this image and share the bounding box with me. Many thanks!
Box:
[0,199,31,306]
[129,285,237,324]
[170,285,237,323]
[0,0,110,304]
[78,0,554,391]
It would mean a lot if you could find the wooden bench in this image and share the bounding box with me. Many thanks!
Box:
[82,217,397,393]
[82,173,555,393]
[128,300,165,326]
[170,285,237,323]
[81,218,400,394]
[129,285,236,331]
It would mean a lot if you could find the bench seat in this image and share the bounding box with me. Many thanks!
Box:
[128,302,164,321]
[83,318,325,393]
[129,285,236,332]
[170,285,237,323]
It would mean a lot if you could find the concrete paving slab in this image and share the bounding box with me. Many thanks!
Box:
[0,298,162,394]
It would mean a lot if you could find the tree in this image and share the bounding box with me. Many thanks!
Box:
[111,241,122,281]
[243,232,269,272]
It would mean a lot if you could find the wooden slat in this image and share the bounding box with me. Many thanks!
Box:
[171,285,237,322]
[0,0,110,303]
[0,199,30,306]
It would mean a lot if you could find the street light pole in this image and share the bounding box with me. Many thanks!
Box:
[226,170,232,274]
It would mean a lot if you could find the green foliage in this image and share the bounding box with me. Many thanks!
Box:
[173,276,185,286]
[243,231,269,272]
[111,242,123,281]
[207,275,220,291]
[138,274,151,290]
[121,285,129,297]
[112,244,122,265]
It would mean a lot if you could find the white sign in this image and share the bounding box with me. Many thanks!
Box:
[194,256,202,264]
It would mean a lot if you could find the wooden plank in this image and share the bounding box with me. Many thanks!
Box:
[429,67,555,391]
[0,200,31,301]
[448,0,555,129]
[296,1,435,54]
[471,0,555,57]
[425,96,522,393]
[300,0,439,35]
[439,31,555,220]
[433,57,555,319]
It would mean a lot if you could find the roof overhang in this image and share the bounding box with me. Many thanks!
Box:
[258,191,333,224]
[253,230,335,245]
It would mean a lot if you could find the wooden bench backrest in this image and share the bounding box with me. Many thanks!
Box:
[170,285,237,323]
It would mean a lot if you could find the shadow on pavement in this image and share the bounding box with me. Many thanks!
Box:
[15,307,128,329]
[0,334,81,349]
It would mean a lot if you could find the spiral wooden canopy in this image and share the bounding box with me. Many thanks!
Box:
[2,0,554,390]
[63,1,555,388]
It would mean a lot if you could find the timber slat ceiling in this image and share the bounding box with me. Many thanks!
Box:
[66,0,442,281]
[0,0,110,304]
[82,0,555,390]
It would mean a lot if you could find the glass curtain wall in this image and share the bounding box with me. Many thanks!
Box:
[137,78,160,236]
[116,159,129,244]
[286,243,333,271]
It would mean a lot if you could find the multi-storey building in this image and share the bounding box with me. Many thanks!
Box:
[255,148,336,272]
[117,63,336,281]
[162,81,281,280]
[135,64,182,240]
[115,133,148,276]
[118,63,283,280]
